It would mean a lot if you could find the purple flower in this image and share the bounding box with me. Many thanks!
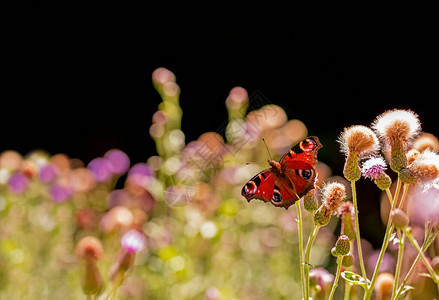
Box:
[128,163,154,178]
[361,156,387,180]
[88,157,113,183]
[104,149,130,175]
[8,173,29,193]
[121,229,147,253]
[39,164,58,183]
[50,184,73,203]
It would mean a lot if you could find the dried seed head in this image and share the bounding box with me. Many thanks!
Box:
[413,132,439,152]
[321,182,346,213]
[339,125,380,156]
[372,109,421,144]
[75,236,104,260]
[335,235,350,256]
[390,209,409,229]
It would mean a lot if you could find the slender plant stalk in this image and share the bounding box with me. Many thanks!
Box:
[405,228,439,284]
[304,224,321,298]
[392,229,406,298]
[365,187,398,300]
[397,184,410,209]
[351,181,368,288]
[328,256,343,300]
[344,282,352,300]
[295,201,306,300]
[393,228,439,299]
[393,177,402,207]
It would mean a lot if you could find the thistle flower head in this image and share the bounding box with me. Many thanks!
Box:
[409,149,439,182]
[339,125,380,157]
[361,156,387,181]
[372,109,421,144]
[121,229,147,253]
[321,182,346,213]
[413,132,439,152]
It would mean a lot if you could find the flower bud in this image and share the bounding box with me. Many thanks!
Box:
[342,252,354,267]
[375,173,392,190]
[335,235,350,256]
[390,209,409,229]
[398,168,417,184]
[344,152,361,182]
[75,237,104,296]
[304,190,319,213]
[331,247,338,257]
[314,205,332,226]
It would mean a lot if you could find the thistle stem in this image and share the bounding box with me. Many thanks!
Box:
[392,228,439,299]
[304,224,321,298]
[328,256,343,300]
[364,184,398,300]
[295,200,306,300]
[351,181,368,289]
[392,229,405,298]
[405,228,439,284]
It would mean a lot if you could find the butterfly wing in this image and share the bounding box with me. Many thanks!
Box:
[280,136,323,198]
[241,169,299,209]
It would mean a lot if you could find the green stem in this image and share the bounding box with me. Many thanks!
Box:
[295,201,306,300]
[392,229,405,298]
[405,228,439,284]
[364,185,398,300]
[344,282,352,300]
[328,256,343,300]
[304,224,321,298]
[392,228,439,300]
[351,181,368,288]
[397,184,410,209]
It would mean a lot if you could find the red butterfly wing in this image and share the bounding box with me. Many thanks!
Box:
[280,136,322,197]
[280,136,322,170]
[241,169,299,209]
[241,169,274,203]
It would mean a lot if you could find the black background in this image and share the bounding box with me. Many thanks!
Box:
[1,3,437,244]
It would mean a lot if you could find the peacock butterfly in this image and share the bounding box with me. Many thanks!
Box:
[241,136,322,209]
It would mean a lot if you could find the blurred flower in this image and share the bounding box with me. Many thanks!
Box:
[409,184,439,226]
[104,149,130,175]
[87,157,113,183]
[390,208,409,229]
[0,150,23,171]
[407,149,439,184]
[49,184,73,203]
[374,272,394,300]
[75,236,104,296]
[75,236,104,260]
[121,229,147,253]
[100,206,134,233]
[38,163,58,183]
[76,209,96,230]
[413,132,439,152]
[8,172,29,193]
[309,268,334,300]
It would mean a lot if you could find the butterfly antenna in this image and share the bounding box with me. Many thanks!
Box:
[261,137,273,160]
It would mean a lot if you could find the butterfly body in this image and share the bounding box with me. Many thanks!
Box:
[241,136,322,209]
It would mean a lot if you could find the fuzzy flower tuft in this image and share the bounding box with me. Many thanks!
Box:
[408,149,439,183]
[372,109,421,144]
[339,125,380,156]
[321,182,346,213]
[361,156,387,180]
[413,132,439,152]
